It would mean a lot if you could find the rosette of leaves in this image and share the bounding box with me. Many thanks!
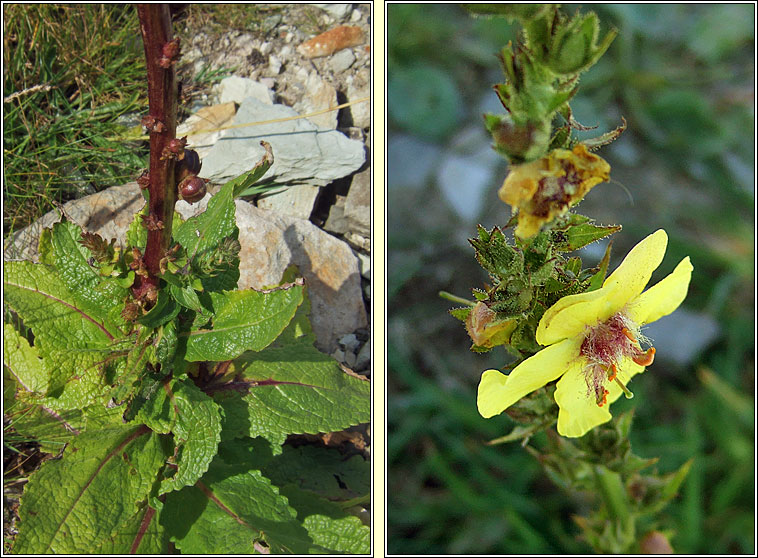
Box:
[3,151,370,554]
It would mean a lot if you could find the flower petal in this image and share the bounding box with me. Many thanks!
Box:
[477,337,581,418]
[603,229,668,302]
[554,362,613,437]
[537,230,670,346]
[627,257,693,325]
[536,286,617,345]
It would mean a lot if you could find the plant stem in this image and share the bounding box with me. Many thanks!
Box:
[136,4,177,288]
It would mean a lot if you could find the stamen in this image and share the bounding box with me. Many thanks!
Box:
[614,377,634,399]
[621,327,638,344]
[607,363,617,382]
[596,388,610,407]
[632,347,656,367]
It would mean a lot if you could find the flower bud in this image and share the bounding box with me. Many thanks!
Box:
[178,176,206,203]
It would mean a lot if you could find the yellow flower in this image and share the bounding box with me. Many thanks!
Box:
[499,144,610,239]
[477,229,693,438]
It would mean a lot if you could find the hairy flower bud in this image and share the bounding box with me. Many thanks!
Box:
[178,176,207,203]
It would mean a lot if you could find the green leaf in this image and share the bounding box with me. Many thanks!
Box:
[4,323,49,394]
[550,214,621,252]
[90,505,169,554]
[168,282,207,314]
[159,378,222,494]
[162,459,315,554]
[50,221,128,335]
[214,336,370,449]
[470,225,524,279]
[184,282,304,362]
[13,426,165,554]
[127,371,173,433]
[278,485,370,554]
[175,182,237,260]
[4,261,118,400]
[4,260,116,349]
[588,239,613,291]
[263,445,370,502]
[110,331,155,405]
[222,140,274,198]
[137,288,180,328]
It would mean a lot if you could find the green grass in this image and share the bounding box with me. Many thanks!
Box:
[388,4,754,555]
[3,5,149,235]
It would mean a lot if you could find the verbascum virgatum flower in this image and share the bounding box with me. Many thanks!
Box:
[477,229,693,437]
[499,144,610,239]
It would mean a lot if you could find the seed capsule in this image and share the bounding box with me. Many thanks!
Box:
[175,149,201,182]
[178,176,206,203]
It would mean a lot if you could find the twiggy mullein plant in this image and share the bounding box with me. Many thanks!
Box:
[449,5,693,553]
[3,5,369,554]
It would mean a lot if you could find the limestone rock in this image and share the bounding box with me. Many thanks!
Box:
[314,4,354,20]
[331,48,356,73]
[200,97,365,187]
[4,182,144,262]
[344,168,370,236]
[177,102,238,158]
[215,76,274,105]
[293,72,338,130]
[256,184,320,220]
[346,69,370,128]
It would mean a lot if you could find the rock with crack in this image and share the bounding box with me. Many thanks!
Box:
[201,97,364,186]
[199,97,365,219]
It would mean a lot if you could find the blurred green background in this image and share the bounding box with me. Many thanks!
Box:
[387,4,754,554]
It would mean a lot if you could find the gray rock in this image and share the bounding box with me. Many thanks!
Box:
[314,3,353,19]
[200,97,365,187]
[387,134,442,190]
[338,333,360,352]
[355,339,370,372]
[5,181,366,353]
[436,125,503,222]
[643,308,720,367]
[215,76,274,105]
[331,48,356,73]
[346,69,370,128]
[256,184,320,220]
[294,72,338,130]
[350,8,363,22]
[4,182,144,261]
[324,195,349,234]
[267,54,282,75]
[344,168,370,236]
[355,251,370,279]
[261,14,282,34]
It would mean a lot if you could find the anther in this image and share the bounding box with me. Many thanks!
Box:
[596,388,610,407]
[621,327,638,344]
[606,363,617,382]
[632,347,656,367]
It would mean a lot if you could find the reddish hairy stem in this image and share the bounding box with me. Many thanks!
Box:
[135,4,178,292]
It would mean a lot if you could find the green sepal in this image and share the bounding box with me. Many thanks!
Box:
[550,214,622,253]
